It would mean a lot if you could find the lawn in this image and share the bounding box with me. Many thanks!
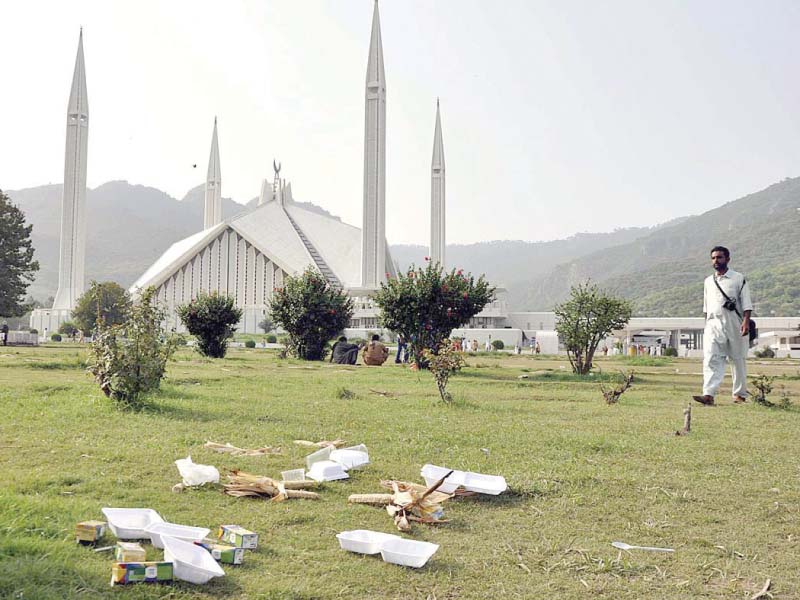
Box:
[1,344,799,599]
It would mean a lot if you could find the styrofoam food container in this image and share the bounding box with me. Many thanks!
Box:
[330,449,370,470]
[307,460,349,482]
[420,464,464,494]
[102,508,164,539]
[305,445,333,470]
[336,530,400,554]
[461,472,507,495]
[145,522,210,549]
[281,468,306,482]
[163,535,225,584]
[380,539,439,568]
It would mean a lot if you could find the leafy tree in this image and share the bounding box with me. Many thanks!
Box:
[555,281,632,375]
[269,267,354,360]
[72,281,131,333]
[88,286,178,406]
[373,262,494,368]
[0,189,39,316]
[58,321,79,336]
[258,317,274,334]
[177,292,242,358]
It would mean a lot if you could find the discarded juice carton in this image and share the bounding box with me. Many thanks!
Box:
[194,538,245,564]
[115,541,147,562]
[217,525,258,549]
[76,520,106,545]
[110,561,173,585]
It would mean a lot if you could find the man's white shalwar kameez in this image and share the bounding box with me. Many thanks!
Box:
[702,268,753,398]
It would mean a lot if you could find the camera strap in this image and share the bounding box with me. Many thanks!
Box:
[712,274,743,319]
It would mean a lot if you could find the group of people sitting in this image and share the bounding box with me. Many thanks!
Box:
[330,334,390,366]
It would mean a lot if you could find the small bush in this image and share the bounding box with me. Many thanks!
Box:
[50,333,62,342]
[177,292,243,358]
[491,339,505,350]
[88,287,178,406]
[754,345,775,359]
[270,268,354,361]
[30,328,38,334]
[663,347,678,357]
[423,340,465,403]
[335,387,356,400]
[266,334,277,344]
[58,321,79,336]
[244,339,256,348]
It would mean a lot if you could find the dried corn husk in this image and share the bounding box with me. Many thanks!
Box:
[282,480,320,490]
[205,441,282,457]
[293,439,346,448]
[348,493,393,505]
[223,470,319,501]
[380,479,474,499]
[354,472,454,531]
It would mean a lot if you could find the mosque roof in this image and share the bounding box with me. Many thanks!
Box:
[130,199,395,293]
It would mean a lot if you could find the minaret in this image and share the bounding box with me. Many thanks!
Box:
[430,99,446,269]
[53,30,89,311]
[204,118,222,228]
[361,0,387,288]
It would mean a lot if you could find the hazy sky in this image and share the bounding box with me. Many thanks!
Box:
[2,0,800,245]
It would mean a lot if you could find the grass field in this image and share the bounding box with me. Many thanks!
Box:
[1,344,799,599]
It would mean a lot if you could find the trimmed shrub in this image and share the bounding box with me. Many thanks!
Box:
[373,262,495,369]
[266,334,277,344]
[30,329,38,334]
[491,339,505,350]
[58,321,79,336]
[244,339,256,348]
[663,347,678,357]
[50,333,62,342]
[269,267,354,360]
[178,292,243,359]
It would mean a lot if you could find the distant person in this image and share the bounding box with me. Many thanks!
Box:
[330,336,360,365]
[1,322,8,346]
[485,335,492,352]
[693,246,753,406]
[529,339,536,354]
[471,339,479,352]
[395,335,408,363]
[535,342,541,355]
[363,334,389,366]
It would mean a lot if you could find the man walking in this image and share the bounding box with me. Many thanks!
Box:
[693,246,753,406]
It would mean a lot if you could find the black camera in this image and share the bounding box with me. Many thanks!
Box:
[722,299,737,312]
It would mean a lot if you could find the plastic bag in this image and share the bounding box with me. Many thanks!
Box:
[175,456,220,487]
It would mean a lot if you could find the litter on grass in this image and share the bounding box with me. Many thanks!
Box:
[218,525,259,549]
[102,508,164,540]
[114,541,146,562]
[350,473,454,531]
[163,536,225,584]
[420,464,507,495]
[336,530,438,568]
[145,522,210,549]
[76,520,106,544]
[175,456,220,487]
[204,441,282,457]
[111,561,174,586]
[612,541,674,553]
[307,460,349,482]
[194,538,245,564]
[294,439,347,448]
[223,470,320,500]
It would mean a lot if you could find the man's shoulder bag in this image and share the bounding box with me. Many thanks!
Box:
[712,275,757,343]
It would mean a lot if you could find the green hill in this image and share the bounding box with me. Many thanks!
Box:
[516,177,800,316]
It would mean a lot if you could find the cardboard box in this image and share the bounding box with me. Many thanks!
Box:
[218,525,258,549]
[115,541,146,562]
[75,520,106,544]
[110,561,173,585]
[194,538,245,564]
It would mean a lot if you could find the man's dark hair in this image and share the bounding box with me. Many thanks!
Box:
[710,246,730,259]
[337,335,347,342]
[371,334,380,341]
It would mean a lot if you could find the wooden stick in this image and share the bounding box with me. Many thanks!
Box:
[751,578,772,600]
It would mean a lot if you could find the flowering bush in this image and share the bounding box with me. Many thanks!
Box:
[177,292,242,358]
[269,267,354,360]
[422,340,465,403]
[373,262,494,368]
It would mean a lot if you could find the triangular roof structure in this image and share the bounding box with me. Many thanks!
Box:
[130,199,396,294]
